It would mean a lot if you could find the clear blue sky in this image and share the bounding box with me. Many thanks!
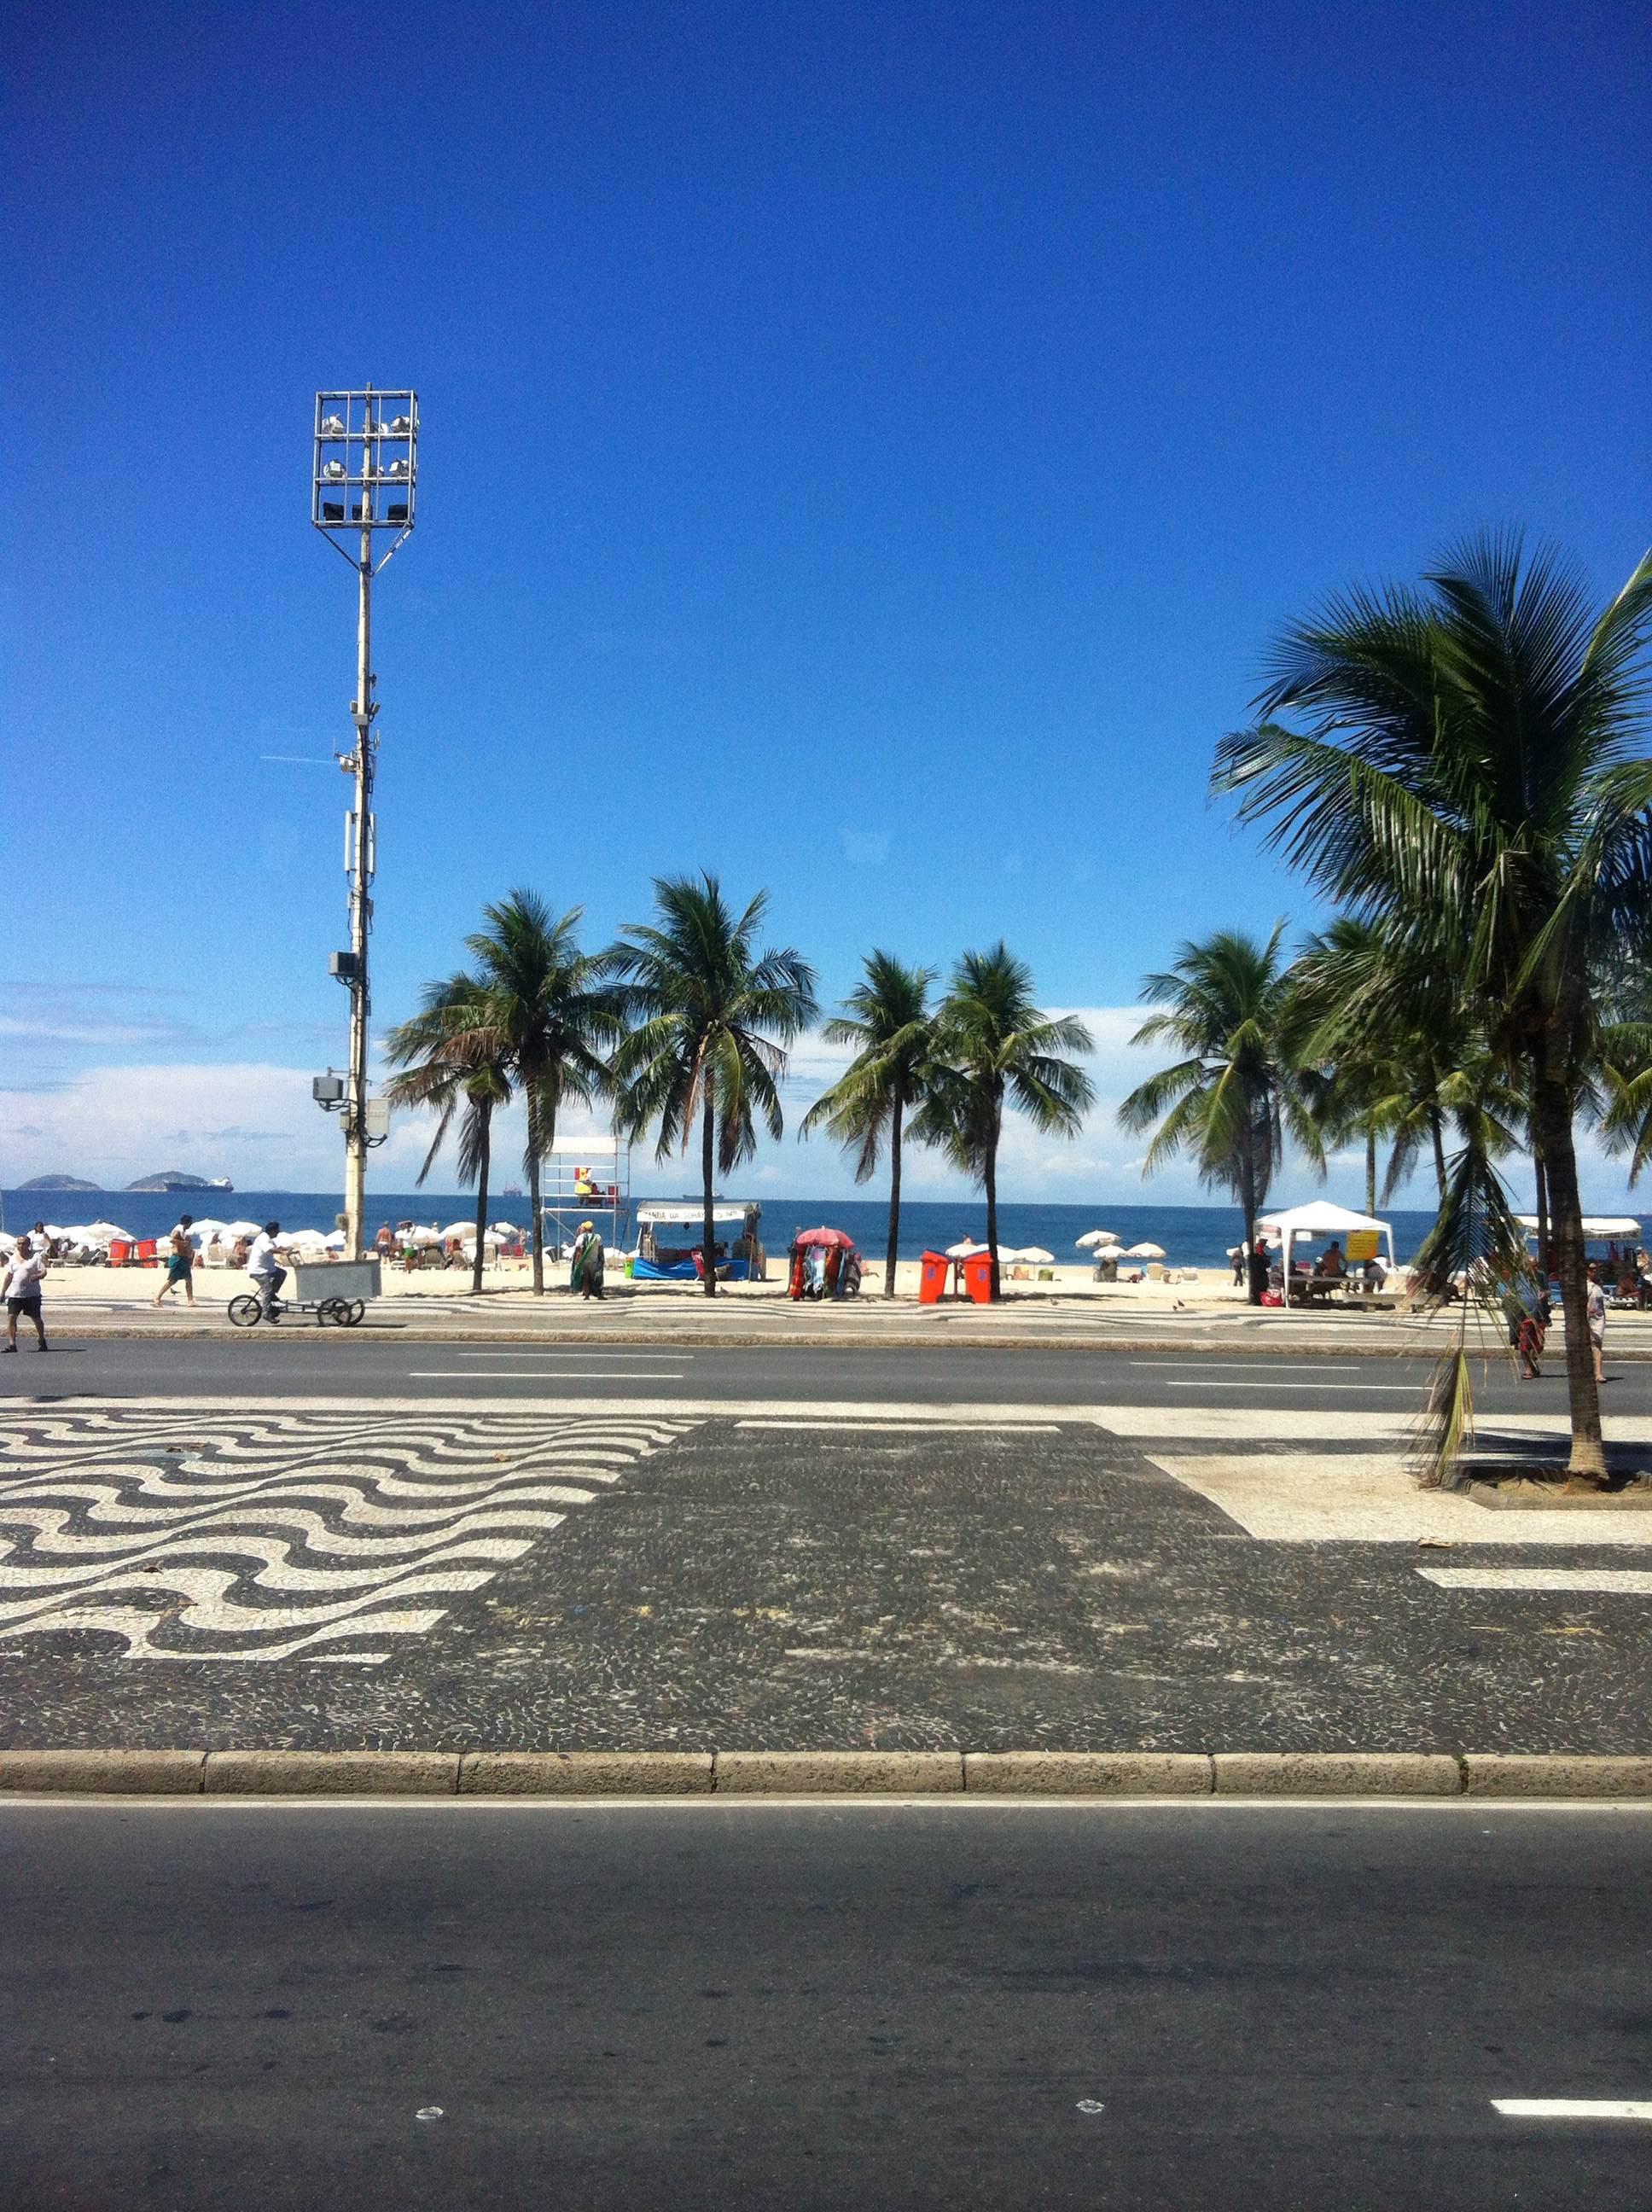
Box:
[5,0,1649,1198]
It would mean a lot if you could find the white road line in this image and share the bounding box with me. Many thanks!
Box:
[736,1419,1061,1434]
[1159,1380,1418,1392]
[407,1370,687,1382]
[1130,1362,1365,1372]
[452,1353,696,1363]
[1492,2099,1652,2121]
[1419,1568,1652,1595]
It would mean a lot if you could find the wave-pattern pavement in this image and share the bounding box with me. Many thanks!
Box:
[0,1408,696,1662]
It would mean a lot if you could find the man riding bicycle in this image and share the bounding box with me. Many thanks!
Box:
[245,1222,288,1318]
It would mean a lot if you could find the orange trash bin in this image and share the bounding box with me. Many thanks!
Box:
[918,1251,950,1304]
[961,1251,996,1304]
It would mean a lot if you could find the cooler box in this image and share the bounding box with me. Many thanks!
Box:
[918,1251,950,1305]
[962,1251,996,1304]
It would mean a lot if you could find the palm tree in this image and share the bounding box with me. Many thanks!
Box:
[1290,917,1522,1209]
[382,970,512,1295]
[1213,530,1652,1483]
[913,945,1095,1301]
[464,891,624,1295]
[610,873,817,1298]
[800,952,938,1296]
[1118,924,1323,1300]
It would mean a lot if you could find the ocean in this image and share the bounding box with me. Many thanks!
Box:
[0,1190,1519,1267]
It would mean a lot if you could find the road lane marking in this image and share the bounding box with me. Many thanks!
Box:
[1130,1362,1365,1371]
[408,1370,687,1381]
[1419,1568,1652,1595]
[454,1352,697,1362]
[736,1419,1061,1434]
[1492,2100,1652,2121]
[1158,1380,1418,1392]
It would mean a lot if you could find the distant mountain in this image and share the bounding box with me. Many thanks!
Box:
[124,1170,234,1193]
[18,1173,102,1193]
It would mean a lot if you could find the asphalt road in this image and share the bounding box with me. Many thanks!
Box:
[3,1801,1649,2211]
[12,1335,1652,1419]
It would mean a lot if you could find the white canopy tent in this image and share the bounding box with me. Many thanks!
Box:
[1515,1214,1643,1238]
[1258,1201,1396,1306]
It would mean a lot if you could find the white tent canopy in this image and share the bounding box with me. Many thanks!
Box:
[1515,1214,1642,1237]
[1258,1201,1396,1306]
[637,1202,757,1226]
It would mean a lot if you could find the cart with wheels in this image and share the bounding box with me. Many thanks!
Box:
[228,1257,381,1328]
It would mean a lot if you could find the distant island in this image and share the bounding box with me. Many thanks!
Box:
[125,1171,235,1193]
[18,1173,102,1193]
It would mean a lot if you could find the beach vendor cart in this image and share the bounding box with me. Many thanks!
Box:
[787,1225,863,1300]
[229,1250,381,1328]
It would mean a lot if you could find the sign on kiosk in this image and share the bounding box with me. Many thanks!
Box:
[1345,1230,1380,1263]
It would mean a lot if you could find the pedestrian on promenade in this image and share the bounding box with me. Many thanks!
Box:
[3,1235,49,1353]
[375,1222,394,1260]
[246,1222,287,1320]
[570,1220,605,1300]
[1585,1261,1608,1384]
[1247,1237,1271,1304]
[30,1220,53,1258]
[154,1215,198,1307]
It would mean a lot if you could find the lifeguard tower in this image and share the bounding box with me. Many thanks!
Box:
[540,1138,631,1260]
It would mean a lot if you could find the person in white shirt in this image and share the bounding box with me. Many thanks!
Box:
[246,1222,288,1318]
[3,1235,49,1353]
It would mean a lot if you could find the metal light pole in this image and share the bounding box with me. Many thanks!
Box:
[311,387,418,1258]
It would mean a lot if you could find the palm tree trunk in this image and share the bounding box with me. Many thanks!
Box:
[529,1144,544,1295]
[1530,1067,1606,1484]
[1365,1119,1377,1218]
[1428,1103,1447,1199]
[885,1097,903,1299]
[984,1100,1001,1303]
[1239,1111,1260,1305]
[471,1102,491,1296]
[701,1077,717,1299]
[1533,1148,1550,1279]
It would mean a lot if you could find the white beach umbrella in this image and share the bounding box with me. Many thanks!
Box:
[944,1240,984,1259]
[324,1230,348,1251]
[1015,1246,1056,1265]
[185,1217,230,1243]
[1125,1241,1166,1260]
[439,1221,479,1240]
[282,1229,329,1253]
[490,1222,521,1238]
[1074,1229,1120,1249]
[409,1225,443,1247]
[221,1220,263,1242]
[77,1220,131,1243]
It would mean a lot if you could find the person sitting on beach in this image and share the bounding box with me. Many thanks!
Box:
[1317,1240,1347,1283]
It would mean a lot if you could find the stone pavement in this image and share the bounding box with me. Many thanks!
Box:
[0,1397,1645,1756]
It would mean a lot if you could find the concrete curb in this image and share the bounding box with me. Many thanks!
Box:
[3,1749,1652,1798]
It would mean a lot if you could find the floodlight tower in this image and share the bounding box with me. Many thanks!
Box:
[311,387,418,1259]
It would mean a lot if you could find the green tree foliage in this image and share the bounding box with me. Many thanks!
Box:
[611,873,817,1298]
[382,969,511,1295]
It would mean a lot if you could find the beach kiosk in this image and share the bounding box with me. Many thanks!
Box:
[1258,1201,1397,1307]
[634,1202,766,1282]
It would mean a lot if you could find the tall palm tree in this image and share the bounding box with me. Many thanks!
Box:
[464,892,624,1295]
[1290,917,1522,1208]
[1213,530,1652,1483]
[1118,924,1323,1300]
[382,970,512,1295]
[913,945,1095,1301]
[610,873,817,1298]
[800,952,937,1296]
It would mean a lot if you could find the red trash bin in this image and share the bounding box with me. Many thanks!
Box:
[961,1251,996,1305]
[918,1251,950,1305]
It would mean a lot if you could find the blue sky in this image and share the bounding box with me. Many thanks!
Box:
[4,0,1649,1202]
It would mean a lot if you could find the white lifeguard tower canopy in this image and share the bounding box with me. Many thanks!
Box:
[1257,1201,1398,1306]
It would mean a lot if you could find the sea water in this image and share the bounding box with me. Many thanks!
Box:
[2,1190,1484,1267]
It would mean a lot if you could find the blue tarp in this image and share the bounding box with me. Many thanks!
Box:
[631,1256,757,1283]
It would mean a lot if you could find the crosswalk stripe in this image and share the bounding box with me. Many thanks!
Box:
[1419,1568,1652,1595]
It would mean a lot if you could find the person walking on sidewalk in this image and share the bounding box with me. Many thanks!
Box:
[570,1220,606,1301]
[1585,1261,1609,1384]
[154,1215,198,1307]
[3,1235,49,1353]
